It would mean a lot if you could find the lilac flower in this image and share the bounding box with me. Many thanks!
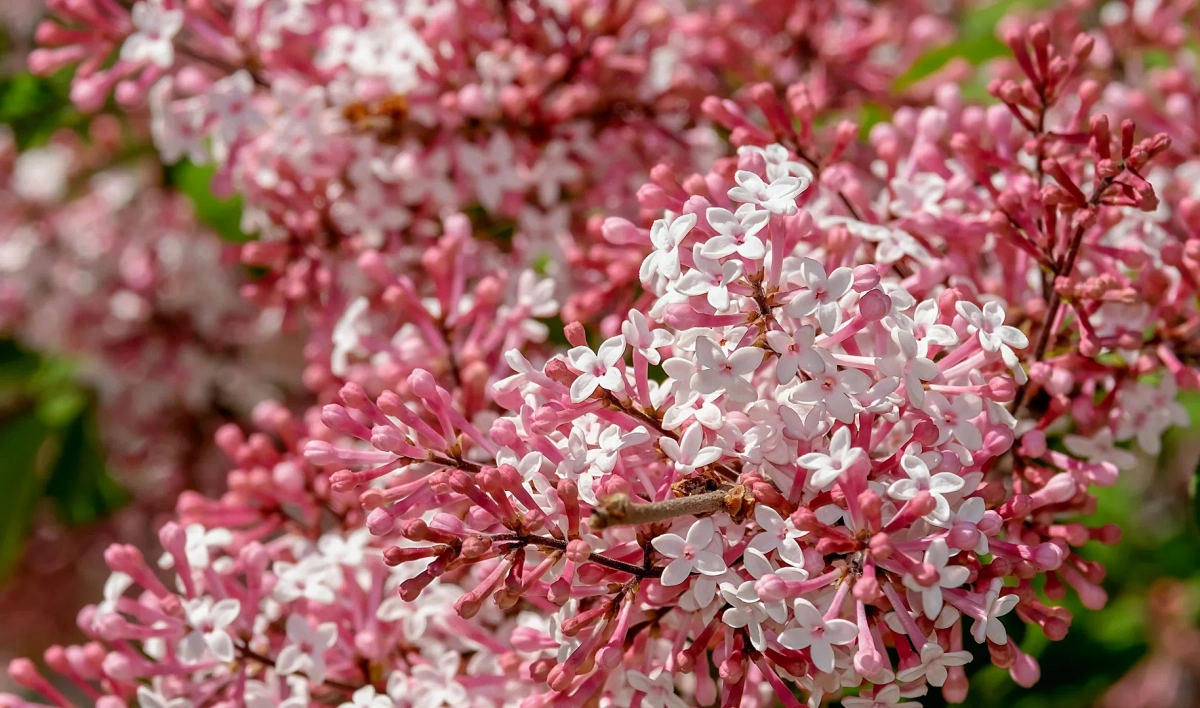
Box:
[727,170,807,214]
[622,309,674,365]
[738,144,814,182]
[567,335,626,403]
[778,598,859,673]
[767,324,825,383]
[457,133,523,211]
[121,1,184,68]
[896,640,972,687]
[784,258,855,333]
[876,329,940,408]
[902,538,970,619]
[179,597,240,663]
[720,579,772,651]
[841,684,911,708]
[660,424,723,475]
[1063,428,1138,471]
[691,337,764,403]
[955,301,1028,366]
[747,505,807,566]
[626,670,687,708]
[887,451,964,525]
[701,205,770,259]
[972,578,1020,644]
[276,615,338,685]
[676,244,745,310]
[640,213,698,283]
[339,685,394,708]
[651,518,727,586]
[798,426,865,491]
[791,360,872,424]
[923,391,984,451]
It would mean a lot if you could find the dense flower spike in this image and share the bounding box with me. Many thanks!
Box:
[6,1,1200,708]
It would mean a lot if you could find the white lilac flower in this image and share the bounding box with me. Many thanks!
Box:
[651,518,727,586]
[640,213,697,283]
[887,450,964,525]
[798,426,865,491]
[727,170,807,214]
[902,538,970,619]
[660,423,723,475]
[784,258,855,333]
[777,598,859,673]
[566,335,626,403]
[179,597,240,663]
[276,614,338,685]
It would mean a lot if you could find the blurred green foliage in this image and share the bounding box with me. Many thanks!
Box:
[0,341,126,579]
[166,161,254,243]
[0,69,81,149]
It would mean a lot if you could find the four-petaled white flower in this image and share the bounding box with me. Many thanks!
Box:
[276,614,338,685]
[877,329,940,408]
[676,244,745,310]
[720,578,773,651]
[767,325,825,383]
[407,653,467,708]
[784,258,855,333]
[179,597,240,663]
[902,538,970,619]
[747,505,806,566]
[121,1,184,68]
[515,270,559,318]
[626,669,687,708]
[640,213,697,283]
[778,598,859,673]
[727,170,807,214]
[567,335,626,403]
[457,133,523,211]
[1063,428,1138,471]
[923,391,984,451]
[159,524,233,571]
[701,205,769,260]
[208,71,265,144]
[660,424,723,475]
[662,390,724,430]
[339,685,394,708]
[792,361,872,424]
[588,425,651,475]
[896,639,972,687]
[955,301,1028,370]
[840,684,910,708]
[798,426,865,491]
[652,518,727,587]
[622,309,674,365]
[972,578,1020,644]
[692,337,764,403]
[887,451,964,525]
[137,684,192,708]
[737,144,814,182]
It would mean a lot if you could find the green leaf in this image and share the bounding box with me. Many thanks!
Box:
[0,410,57,576]
[895,0,1055,89]
[0,71,83,149]
[42,404,127,526]
[168,161,253,243]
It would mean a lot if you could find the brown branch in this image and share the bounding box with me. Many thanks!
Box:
[589,490,730,529]
[491,532,662,578]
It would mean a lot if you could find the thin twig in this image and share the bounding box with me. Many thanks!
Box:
[491,532,662,577]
